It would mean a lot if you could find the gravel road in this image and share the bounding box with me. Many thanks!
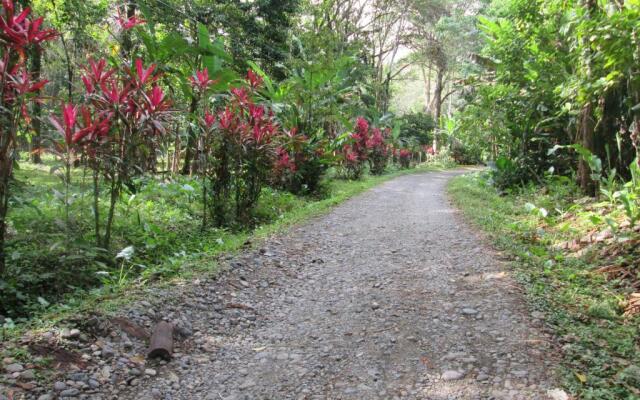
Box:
[7,170,563,400]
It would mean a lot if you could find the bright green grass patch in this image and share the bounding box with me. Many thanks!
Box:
[448,172,640,400]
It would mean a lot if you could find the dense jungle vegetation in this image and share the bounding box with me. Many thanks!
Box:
[450,0,640,397]
[0,0,639,397]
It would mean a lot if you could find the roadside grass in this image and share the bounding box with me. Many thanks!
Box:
[1,160,452,341]
[448,172,640,400]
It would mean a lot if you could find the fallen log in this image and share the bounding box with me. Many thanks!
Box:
[147,322,174,360]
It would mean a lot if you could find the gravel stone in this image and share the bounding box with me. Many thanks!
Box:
[101,345,116,359]
[19,369,36,380]
[547,388,569,400]
[4,363,23,373]
[61,328,81,339]
[442,370,465,381]
[59,388,80,397]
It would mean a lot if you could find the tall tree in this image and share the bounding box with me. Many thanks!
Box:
[407,0,480,150]
[575,0,597,194]
[29,42,44,163]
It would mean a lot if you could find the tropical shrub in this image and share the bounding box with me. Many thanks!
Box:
[399,149,412,169]
[350,116,370,163]
[490,156,539,191]
[214,71,281,226]
[0,0,56,275]
[450,139,483,165]
[340,117,370,180]
[51,58,171,250]
[274,127,328,195]
[397,112,435,146]
[341,144,364,180]
[339,117,392,178]
[425,148,457,168]
[189,67,220,228]
[367,127,391,175]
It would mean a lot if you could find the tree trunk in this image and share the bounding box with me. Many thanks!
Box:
[577,102,597,194]
[121,2,136,59]
[93,169,101,248]
[0,162,9,277]
[181,96,199,175]
[30,47,42,164]
[577,0,598,195]
[381,71,391,114]
[0,115,14,278]
[430,66,444,152]
[421,63,431,112]
[632,118,640,166]
[631,27,640,166]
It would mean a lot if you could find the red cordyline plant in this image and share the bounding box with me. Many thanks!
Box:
[273,129,299,185]
[51,57,171,250]
[367,127,390,175]
[340,117,392,178]
[274,127,328,194]
[116,9,145,31]
[49,103,110,244]
[193,69,279,227]
[340,117,370,179]
[0,0,56,275]
[188,67,219,228]
[217,72,280,226]
[399,148,412,169]
[352,116,369,161]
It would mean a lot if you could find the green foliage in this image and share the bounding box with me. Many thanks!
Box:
[397,112,435,146]
[550,144,640,228]
[456,0,640,191]
[273,128,331,195]
[421,149,455,169]
[450,141,482,165]
[490,155,540,190]
[449,173,640,399]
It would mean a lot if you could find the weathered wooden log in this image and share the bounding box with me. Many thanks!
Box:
[147,322,174,360]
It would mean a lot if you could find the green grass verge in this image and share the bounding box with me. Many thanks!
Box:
[448,172,640,400]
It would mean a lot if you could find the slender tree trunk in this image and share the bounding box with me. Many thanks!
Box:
[181,96,199,175]
[447,84,453,117]
[631,118,640,165]
[121,2,136,59]
[381,71,391,114]
[0,163,9,277]
[577,0,597,195]
[0,41,19,276]
[631,27,640,165]
[172,132,180,174]
[93,169,101,248]
[103,175,121,250]
[577,103,596,194]
[421,63,431,112]
[50,0,74,101]
[0,112,17,277]
[30,48,42,163]
[431,66,444,152]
